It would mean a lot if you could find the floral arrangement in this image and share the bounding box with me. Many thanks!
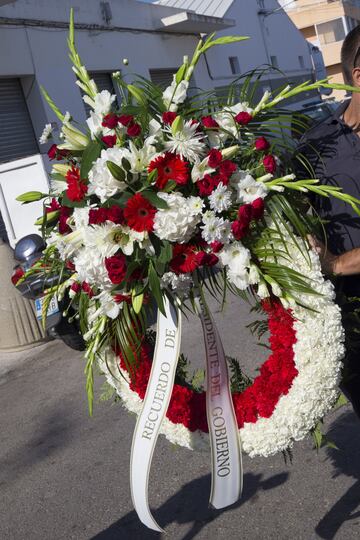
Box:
[17,12,357,459]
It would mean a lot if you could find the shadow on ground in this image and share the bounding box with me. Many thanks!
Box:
[91,471,289,540]
[316,410,360,539]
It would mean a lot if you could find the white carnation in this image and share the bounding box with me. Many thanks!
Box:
[232,171,268,203]
[153,193,202,243]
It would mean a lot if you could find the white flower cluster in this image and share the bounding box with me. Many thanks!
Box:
[201,211,232,245]
[100,227,344,458]
[161,272,192,294]
[162,76,189,112]
[39,123,53,144]
[153,192,203,243]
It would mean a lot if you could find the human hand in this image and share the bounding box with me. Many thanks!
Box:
[307,235,338,275]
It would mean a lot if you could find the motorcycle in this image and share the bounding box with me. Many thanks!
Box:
[12,234,85,351]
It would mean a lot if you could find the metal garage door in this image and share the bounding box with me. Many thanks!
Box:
[0,78,38,164]
[149,69,176,89]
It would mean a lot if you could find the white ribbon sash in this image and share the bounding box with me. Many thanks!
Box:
[195,295,243,509]
[130,297,181,532]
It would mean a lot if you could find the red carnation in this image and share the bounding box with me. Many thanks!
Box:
[127,122,141,137]
[238,203,253,226]
[59,206,72,234]
[105,254,127,284]
[210,241,223,253]
[70,282,81,295]
[207,148,222,168]
[170,244,199,274]
[106,205,124,224]
[11,267,25,286]
[118,114,134,127]
[231,220,249,240]
[255,137,270,152]
[82,282,94,298]
[251,198,265,220]
[46,198,61,213]
[102,113,119,129]
[263,154,277,174]
[197,174,219,197]
[201,116,219,129]
[148,152,189,189]
[65,166,87,202]
[219,160,236,181]
[47,144,58,160]
[89,207,108,225]
[101,135,117,148]
[195,251,219,267]
[235,111,253,125]
[162,111,177,125]
[124,193,156,232]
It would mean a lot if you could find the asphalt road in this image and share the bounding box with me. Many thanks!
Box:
[1,293,360,540]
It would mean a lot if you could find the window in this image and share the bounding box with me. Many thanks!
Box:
[298,55,305,69]
[229,56,241,75]
[270,55,279,68]
[316,18,345,45]
[0,78,38,163]
[83,72,118,116]
[149,68,177,89]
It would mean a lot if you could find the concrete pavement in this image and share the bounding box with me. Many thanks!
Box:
[1,293,360,540]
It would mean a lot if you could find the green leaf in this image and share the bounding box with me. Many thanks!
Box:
[201,35,249,53]
[122,158,131,172]
[175,64,187,84]
[147,168,158,184]
[132,289,144,314]
[148,261,166,316]
[142,190,168,209]
[41,86,65,122]
[171,115,183,135]
[107,161,126,182]
[16,191,47,204]
[162,180,177,192]
[159,241,173,264]
[127,84,147,107]
[80,141,102,179]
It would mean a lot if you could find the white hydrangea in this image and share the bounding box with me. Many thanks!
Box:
[162,77,189,112]
[73,246,112,289]
[208,182,232,213]
[88,147,131,203]
[232,171,268,203]
[218,241,251,290]
[153,193,203,243]
[201,211,232,244]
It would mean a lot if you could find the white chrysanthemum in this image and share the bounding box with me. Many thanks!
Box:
[153,192,202,243]
[201,211,232,244]
[163,77,189,111]
[88,147,131,203]
[208,182,232,213]
[218,242,251,290]
[232,171,268,203]
[161,272,192,294]
[39,123,53,144]
[164,120,206,163]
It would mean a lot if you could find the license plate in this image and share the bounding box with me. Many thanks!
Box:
[35,296,59,320]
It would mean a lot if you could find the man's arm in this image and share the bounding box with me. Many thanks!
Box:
[308,236,360,276]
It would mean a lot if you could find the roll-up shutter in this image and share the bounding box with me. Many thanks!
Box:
[0,78,38,164]
[83,72,118,117]
[149,69,176,89]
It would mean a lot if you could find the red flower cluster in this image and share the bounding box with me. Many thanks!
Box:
[117,300,298,434]
[11,267,25,286]
[170,244,218,274]
[197,151,237,197]
[65,166,88,202]
[124,193,156,232]
[47,144,69,161]
[254,137,277,174]
[232,198,265,240]
[88,205,124,225]
[102,113,141,137]
[105,254,127,284]
[148,152,189,189]
[45,198,61,213]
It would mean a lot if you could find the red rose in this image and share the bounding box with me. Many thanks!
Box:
[102,113,119,129]
[59,206,72,234]
[11,267,25,286]
[105,254,127,284]
[82,282,94,298]
[124,193,156,232]
[65,166,87,202]
[263,154,277,174]
[127,122,141,137]
[162,112,178,125]
[101,135,117,148]
[251,198,265,220]
[195,251,219,267]
[231,220,249,240]
[118,114,134,127]
[197,174,219,197]
[66,260,76,271]
[238,204,253,226]
[207,148,222,168]
[201,116,219,129]
[235,112,253,125]
[47,144,58,160]
[255,137,270,152]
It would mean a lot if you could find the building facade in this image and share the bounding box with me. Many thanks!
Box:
[281,0,360,99]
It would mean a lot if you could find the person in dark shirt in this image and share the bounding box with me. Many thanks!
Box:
[297,26,360,416]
